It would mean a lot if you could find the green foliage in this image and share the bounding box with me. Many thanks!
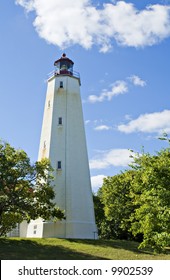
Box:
[96,172,135,240]
[129,147,170,252]
[95,137,170,252]
[0,141,64,236]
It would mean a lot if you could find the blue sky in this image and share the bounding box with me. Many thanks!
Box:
[0,0,170,192]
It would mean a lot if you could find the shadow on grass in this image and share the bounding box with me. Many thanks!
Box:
[0,238,107,260]
[0,238,169,260]
[68,239,170,256]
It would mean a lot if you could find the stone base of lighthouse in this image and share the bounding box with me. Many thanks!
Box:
[23,219,98,239]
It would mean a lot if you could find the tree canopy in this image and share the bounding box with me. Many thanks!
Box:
[0,141,64,236]
[95,137,170,252]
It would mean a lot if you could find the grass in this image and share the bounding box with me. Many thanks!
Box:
[0,238,170,260]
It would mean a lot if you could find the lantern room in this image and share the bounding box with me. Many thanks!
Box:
[54,53,74,75]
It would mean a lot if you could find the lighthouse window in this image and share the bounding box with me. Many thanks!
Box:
[48,100,50,108]
[58,117,62,125]
[43,141,46,149]
[57,161,62,170]
[60,81,63,88]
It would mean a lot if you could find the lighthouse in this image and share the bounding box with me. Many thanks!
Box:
[25,54,98,239]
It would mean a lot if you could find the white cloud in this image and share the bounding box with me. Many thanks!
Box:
[16,1,170,51]
[88,80,128,103]
[118,110,170,134]
[89,149,134,170]
[88,74,145,103]
[128,75,146,87]
[91,175,107,193]
[94,125,112,131]
[124,114,132,121]
[16,0,34,11]
[85,120,91,125]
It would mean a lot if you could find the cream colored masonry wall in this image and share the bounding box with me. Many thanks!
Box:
[25,74,98,239]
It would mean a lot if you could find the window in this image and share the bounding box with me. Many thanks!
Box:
[43,141,46,149]
[33,230,36,234]
[34,225,37,230]
[58,117,62,125]
[57,161,62,170]
[48,100,50,108]
[60,81,63,88]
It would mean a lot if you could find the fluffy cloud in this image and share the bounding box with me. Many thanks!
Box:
[85,120,91,125]
[89,149,134,169]
[88,74,146,103]
[118,110,170,134]
[91,175,107,193]
[94,125,112,131]
[128,75,146,87]
[16,0,170,51]
[88,80,128,103]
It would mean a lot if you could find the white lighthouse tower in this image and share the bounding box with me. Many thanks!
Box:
[26,53,98,239]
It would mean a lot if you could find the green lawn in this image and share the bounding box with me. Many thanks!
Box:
[0,238,170,260]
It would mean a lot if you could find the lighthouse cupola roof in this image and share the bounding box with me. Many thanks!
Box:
[54,53,74,66]
[54,53,74,75]
[50,53,80,84]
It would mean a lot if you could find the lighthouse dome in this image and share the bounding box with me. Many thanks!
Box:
[54,53,74,75]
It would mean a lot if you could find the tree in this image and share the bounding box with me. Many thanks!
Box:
[93,193,112,238]
[97,172,135,240]
[129,147,170,252]
[0,141,64,236]
[96,138,170,252]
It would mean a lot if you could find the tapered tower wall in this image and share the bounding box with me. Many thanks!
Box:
[26,59,97,239]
